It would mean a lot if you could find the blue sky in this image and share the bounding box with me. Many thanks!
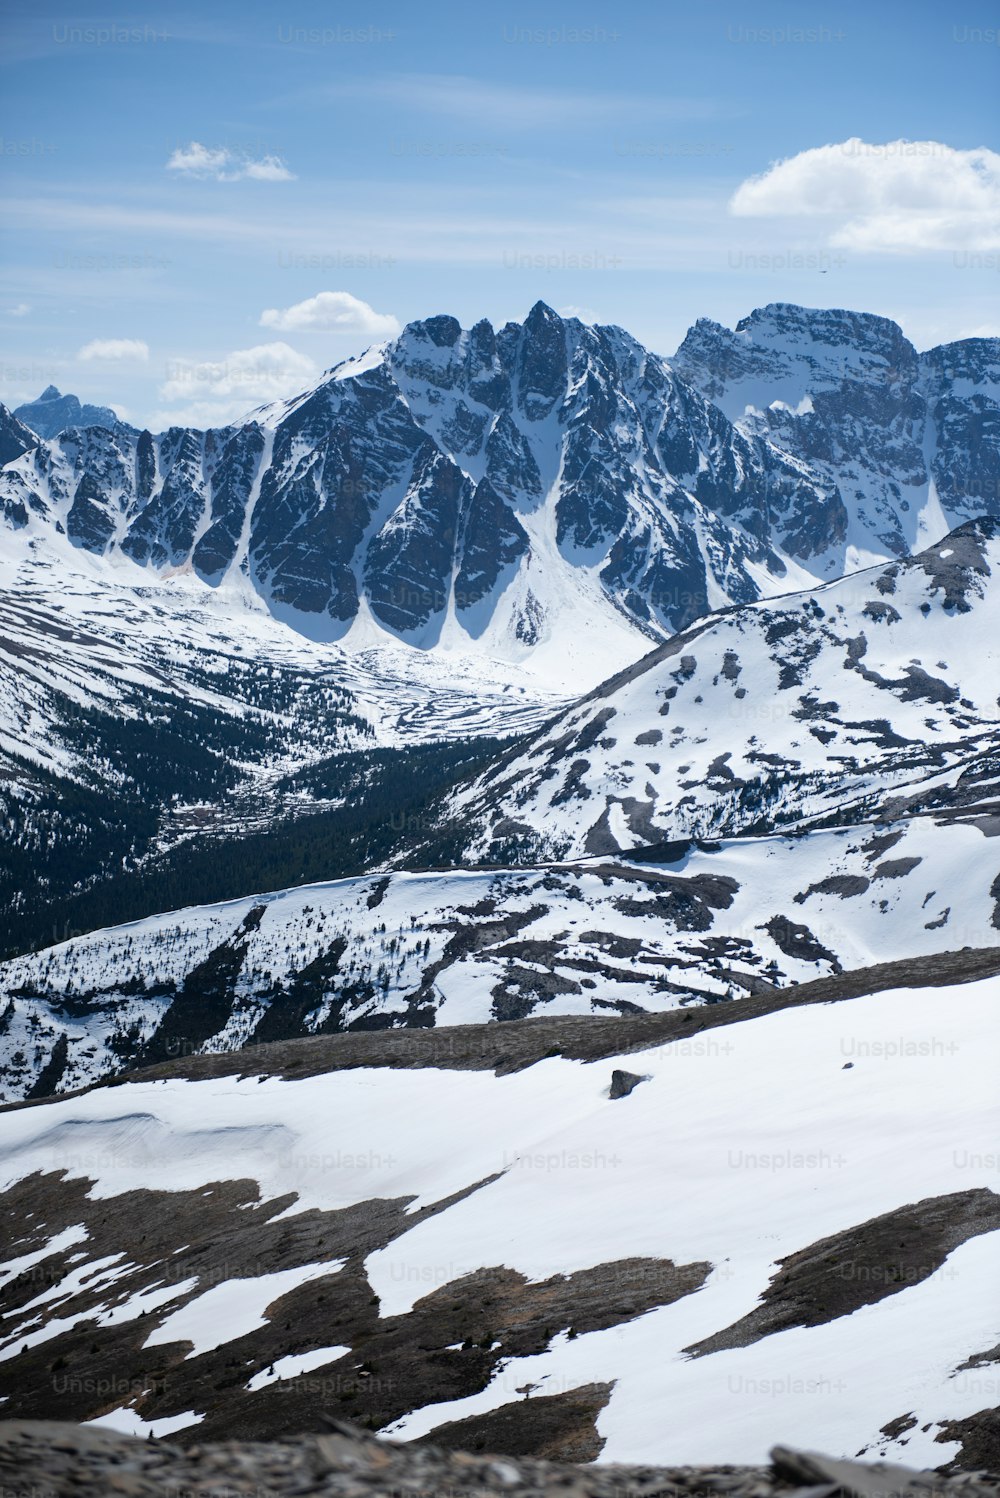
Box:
[1,0,998,427]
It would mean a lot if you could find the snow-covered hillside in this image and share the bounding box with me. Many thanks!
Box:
[1,963,997,1469]
[436,519,1000,862]
[0,527,566,960]
[2,802,998,1100]
[2,300,999,1476]
[0,529,560,794]
[3,519,1000,1099]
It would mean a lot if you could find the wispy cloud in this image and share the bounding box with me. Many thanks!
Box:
[3,185,727,271]
[557,305,599,324]
[167,141,295,182]
[731,139,1000,253]
[6,302,31,318]
[78,338,149,362]
[260,291,400,337]
[314,73,727,130]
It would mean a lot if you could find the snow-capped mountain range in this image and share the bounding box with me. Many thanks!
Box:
[6,297,992,964]
[3,303,999,687]
[2,300,1000,1474]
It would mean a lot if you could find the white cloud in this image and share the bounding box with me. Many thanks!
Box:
[168,142,230,175]
[259,291,400,337]
[156,341,318,427]
[78,338,150,362]
[167,141,295,183]
[7,302,31,318]
[730,139,1000,253]
[557,304,599,324]
[239,157,295,182]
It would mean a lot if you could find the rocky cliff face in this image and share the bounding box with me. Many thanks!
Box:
[920,337,1000,522]
[672,304,1000,573]
[2,307,998,667]
[0,305,810,655]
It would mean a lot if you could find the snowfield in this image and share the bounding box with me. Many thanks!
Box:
[0,973,996,1467]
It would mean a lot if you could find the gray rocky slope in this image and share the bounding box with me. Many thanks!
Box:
[1,1421,997,1498]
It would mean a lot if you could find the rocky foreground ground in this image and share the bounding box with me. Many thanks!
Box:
[1,1420,998,1498]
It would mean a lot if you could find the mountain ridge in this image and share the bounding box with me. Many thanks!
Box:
[427,515,1000,863]
[3,302,997,683]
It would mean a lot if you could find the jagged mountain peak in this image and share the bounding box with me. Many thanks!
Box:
[523,296,562,326]
[401,311,463,348]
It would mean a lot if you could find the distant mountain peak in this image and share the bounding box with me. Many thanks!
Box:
[674,303,1000,565]
[732,300,915,356]
[14,386,119,440]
